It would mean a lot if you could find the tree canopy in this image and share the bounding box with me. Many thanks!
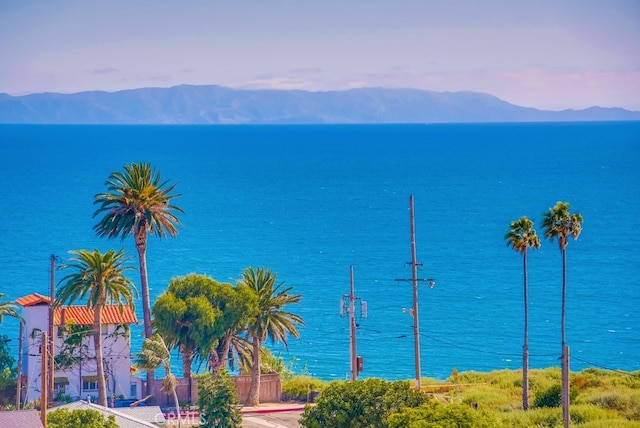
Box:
[153,273,258,376]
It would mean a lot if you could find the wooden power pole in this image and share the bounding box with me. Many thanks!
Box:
[340,266,367,380]
[41,332,48,428]
[396,196,435,390]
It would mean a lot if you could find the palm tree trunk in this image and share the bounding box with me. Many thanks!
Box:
[93,303,108,407]
[136,234,155,396]
[172,387,181,428]
[523,252,529,410]
[561,247,570,427]
[180,344,193,404]
[247,335,261,406]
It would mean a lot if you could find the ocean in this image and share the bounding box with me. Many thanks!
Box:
[1,122,638,381]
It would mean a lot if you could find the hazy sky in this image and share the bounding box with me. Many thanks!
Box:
[1,0,639,110]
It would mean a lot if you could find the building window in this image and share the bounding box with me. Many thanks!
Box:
[54,377,69,395]
[130,383,137,399]
[101,324,109,335]
[82,377,98,391]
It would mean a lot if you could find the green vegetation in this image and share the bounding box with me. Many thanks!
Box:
[0,334,16,407]
[197,370,241,428]
[48,408,118,428]
[297,368,640,427]
[0,293,22,324]
[134,333,180,424]
[153,273,259,377]
[299,377,429,427]
[241,266,305,406]
[542,200,584,425]
[93,162,183,394]
[505,215,541,410]
[55,248,137,407]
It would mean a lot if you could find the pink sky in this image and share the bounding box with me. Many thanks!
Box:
[1,0,638,110]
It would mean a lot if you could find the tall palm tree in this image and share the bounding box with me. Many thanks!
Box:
[135,333,180,427]
[93,162,183,393]
[542,201,583,427]
[505,216,540,410]
[0,292,23,324]
[241,267,305,406]
[55,248,137,407]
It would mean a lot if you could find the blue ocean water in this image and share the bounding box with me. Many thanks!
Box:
[0,122,638,381]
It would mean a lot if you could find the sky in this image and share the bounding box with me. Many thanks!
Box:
[1,0,639,111]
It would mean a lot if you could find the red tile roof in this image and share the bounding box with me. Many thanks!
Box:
[15,293,51,307]
[55,306,138,326]
[16,293,137,325]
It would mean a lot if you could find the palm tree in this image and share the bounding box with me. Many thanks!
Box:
[241,267,305,406]
[0,292,23,324]
[93,162,183,393]
[55,248,137,407]
[135,333,180,427]
[505,216,540,410]
[542,201,583,427]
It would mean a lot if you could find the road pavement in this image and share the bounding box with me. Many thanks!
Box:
[241,403,306,428]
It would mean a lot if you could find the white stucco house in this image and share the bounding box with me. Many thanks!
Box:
[16,293,143,404]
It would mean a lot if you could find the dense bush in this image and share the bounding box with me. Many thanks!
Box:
[387,402,499,428]
[299,378,428,428]
[533,384,563,408]
[48,408,118,428]
[297,368,640,427]
[197,370,241,428]
[282,376,327,402]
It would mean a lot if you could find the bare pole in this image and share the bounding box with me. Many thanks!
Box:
[409,195,421,390]
[349,266,357,381]
[48,255,56,406]
[41,332,48,428]
[16,321,23,409]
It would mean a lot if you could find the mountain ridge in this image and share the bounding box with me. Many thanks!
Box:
[1,84,638,124]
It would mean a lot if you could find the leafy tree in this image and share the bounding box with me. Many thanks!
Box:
[93,162,183,394]
[135,333,180,426]
[48,408,118,428]
[505,216,540,410]
[197,370,241,428]
[153,273,258,379]
[542,201,583,426]
[241,267,305,406]
[55,248,137,407]
[299,378,428,428]
[0,292,22,324]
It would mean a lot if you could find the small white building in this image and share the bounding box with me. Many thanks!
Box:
[16,293,143,404]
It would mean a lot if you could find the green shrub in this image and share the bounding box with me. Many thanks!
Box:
[299,378,428,428]
[533,384,578,408]
[48,408,118,428]
[282,376,327,402]
[570,404,619,424]
[387,402,499,428]
[197,370,241,428]
[584,390,640,420]
[500,406,563,427]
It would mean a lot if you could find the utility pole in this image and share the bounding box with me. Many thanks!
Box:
[395,196,435,391]
[41,332,48,428]
[340,266,367,380]
[48,255,57,407]
[16,321,23,409]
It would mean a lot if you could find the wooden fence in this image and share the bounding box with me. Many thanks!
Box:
[147,373,281,407]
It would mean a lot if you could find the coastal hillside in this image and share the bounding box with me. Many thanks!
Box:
[1,85,639,124]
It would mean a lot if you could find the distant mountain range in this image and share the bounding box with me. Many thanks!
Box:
[1,84,638,124]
